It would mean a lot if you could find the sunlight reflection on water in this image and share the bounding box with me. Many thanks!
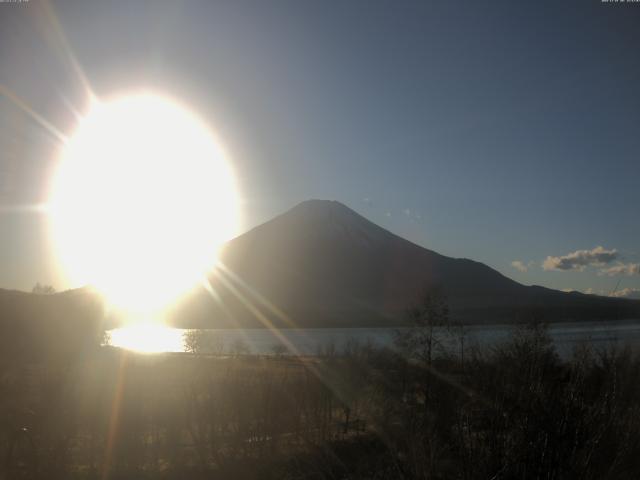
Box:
[108,324,185,353]
[106,320,640,356]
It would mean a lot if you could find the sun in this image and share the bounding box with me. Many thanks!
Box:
[49,93,240,314]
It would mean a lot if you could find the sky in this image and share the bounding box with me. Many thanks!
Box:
[0,0,639,298]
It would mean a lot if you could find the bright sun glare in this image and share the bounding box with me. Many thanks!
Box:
[49,93,239,320]
[108,323,185,353]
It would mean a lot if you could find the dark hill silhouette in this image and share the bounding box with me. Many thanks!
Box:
[0,287,104,362]
[167,200,640,328]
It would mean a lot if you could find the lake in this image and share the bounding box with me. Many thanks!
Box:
[108,319,640,357]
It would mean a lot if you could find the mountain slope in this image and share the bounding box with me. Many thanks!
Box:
[167,200,640,328]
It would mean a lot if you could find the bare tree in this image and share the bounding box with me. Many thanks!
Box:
[230,338,251,356]
[183,330,218,354]
[32,283,56,295]
[448,320,469,368]
[395,287,450,366]
[270,344,288,358]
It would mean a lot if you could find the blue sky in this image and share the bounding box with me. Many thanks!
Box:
[1,0,639,297]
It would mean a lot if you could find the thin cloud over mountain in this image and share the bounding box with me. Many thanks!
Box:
[610,288,640,300]
[599,262,640,277]
[543,246,618,272]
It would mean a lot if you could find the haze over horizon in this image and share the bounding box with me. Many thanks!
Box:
[1,0,639,299]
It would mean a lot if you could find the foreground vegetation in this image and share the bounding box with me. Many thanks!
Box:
[2,314,640,479]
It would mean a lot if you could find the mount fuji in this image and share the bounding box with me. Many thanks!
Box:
[167,200,640,328]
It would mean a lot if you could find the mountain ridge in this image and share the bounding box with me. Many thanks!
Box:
[167,200,640,328]
[2,200,639,329]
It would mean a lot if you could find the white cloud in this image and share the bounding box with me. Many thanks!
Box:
[561,287,600,295]
[542,246,618,271]
[610,288,640,300]
[511,260,528,272]
[599,262,640,277]
[565,288,590,294]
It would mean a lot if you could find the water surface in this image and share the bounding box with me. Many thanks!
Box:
[109,319,640,357]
